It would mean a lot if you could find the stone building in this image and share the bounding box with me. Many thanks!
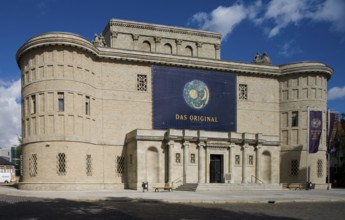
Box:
[16,19,332,190]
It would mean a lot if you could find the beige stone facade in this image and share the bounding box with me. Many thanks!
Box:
[16,19,332,190]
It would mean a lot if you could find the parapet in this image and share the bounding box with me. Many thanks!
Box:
[102,19,221,59]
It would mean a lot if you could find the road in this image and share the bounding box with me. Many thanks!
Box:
[1,195,345,220]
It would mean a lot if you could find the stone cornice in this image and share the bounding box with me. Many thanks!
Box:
[16,32,333,78]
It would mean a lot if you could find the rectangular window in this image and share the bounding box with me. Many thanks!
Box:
[31,95,36,114]
[235,155,241,165]
[239,84,247,100]
[58,92,64,112]
[190,153,195,164]
[86,154,92,176]
[116,156,125,176]
[129,154,133,165]
[317,159,323,178]
[248,155,254,165]
[57,153,66,176]
[291,111,298,127]
[137,74,147,91]
[176,153,181,163]
[85,96,90,115]
[290,160,299,176]
[29,154,37,177]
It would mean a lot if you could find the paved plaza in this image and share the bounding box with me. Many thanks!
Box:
[1,185,345,204]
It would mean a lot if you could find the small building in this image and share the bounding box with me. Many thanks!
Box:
[0,157,16,183]
[16,19,332,190]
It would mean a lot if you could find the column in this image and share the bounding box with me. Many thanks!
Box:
[242,144,249,183]
[214,44,221,59]
[228,145,234,183]
[183,141,189,184]
[198,141,205,183]
[196,42,203,57]
[167,140,174,185]
[110,32,118,47]
[155,37,161,53]
[176,39,183,55]
[132,34,139,50]
[255,145,262,184]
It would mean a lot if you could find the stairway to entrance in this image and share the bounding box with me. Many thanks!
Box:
[174,183,282,192]
[174,183,199,192]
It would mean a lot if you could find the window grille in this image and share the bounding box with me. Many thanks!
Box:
[176,153,181,163]
[290,160,299,176]
[29,154,37,177]
[317,159,323,178]
[86,154,92,176]
[137,74,147,91]
[239,84,247,100]
[116,156,125,177]
[57,153,66,176]
[235,155,241,165]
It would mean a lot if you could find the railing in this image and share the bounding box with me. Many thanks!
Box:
[251,175,264,184]
[171,176,184,187]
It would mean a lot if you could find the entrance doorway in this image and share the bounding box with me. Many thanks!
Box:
[210,154,224,183]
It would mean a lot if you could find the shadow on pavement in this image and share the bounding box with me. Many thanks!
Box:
[0,195,298,220]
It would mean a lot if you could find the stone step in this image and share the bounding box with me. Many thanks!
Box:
[174,183,199,192]
[196,183,283,191]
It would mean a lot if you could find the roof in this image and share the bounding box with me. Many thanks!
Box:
[0,157,15,166]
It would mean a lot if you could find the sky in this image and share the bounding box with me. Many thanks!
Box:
[0,0,344,148]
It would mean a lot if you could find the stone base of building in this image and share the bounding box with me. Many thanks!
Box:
[18,182,125,191]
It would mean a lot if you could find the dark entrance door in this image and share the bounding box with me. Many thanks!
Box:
[210,154,223,183]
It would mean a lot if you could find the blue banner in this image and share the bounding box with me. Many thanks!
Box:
[309,110,322,153]
[152,65,237,131]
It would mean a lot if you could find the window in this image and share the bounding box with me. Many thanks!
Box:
[176,153,181,163]
[58,92,64,112]
[57,153,66,176]
[129,154,133,165]
[291,111,298,127]
[31,95,36,114]
[239,84,247,100]
[116,156,125,176]
[248,155,254,165]
[190,153,195,163]
[86,154,92,176]
[317,159,323,178]
[29,154,37,177]
[85,96,90,115]
[137,74,147,91]
[290,160,299,176]
[235,155,241,165]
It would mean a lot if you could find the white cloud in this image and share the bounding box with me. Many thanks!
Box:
[190,0,345,40]
[312,0,345,32]
[328,86,345,100]
[0,79,21,148]
[278,39,302,57]
[190,3,249,40]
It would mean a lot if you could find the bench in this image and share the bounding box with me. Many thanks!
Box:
[153,186,174,192]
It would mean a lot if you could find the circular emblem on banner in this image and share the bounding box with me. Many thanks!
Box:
[311,118,321,128]
[183,80,210,109]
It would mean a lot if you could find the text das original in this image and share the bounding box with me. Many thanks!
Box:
[175,114,218,123]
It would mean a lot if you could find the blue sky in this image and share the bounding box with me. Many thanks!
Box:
[0,0,344,148]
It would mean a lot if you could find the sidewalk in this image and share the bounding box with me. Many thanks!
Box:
[1,185,345,204]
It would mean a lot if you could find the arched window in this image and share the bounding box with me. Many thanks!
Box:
[141,41,151,52]
[185,46,193,56]
[164,43,172,54]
